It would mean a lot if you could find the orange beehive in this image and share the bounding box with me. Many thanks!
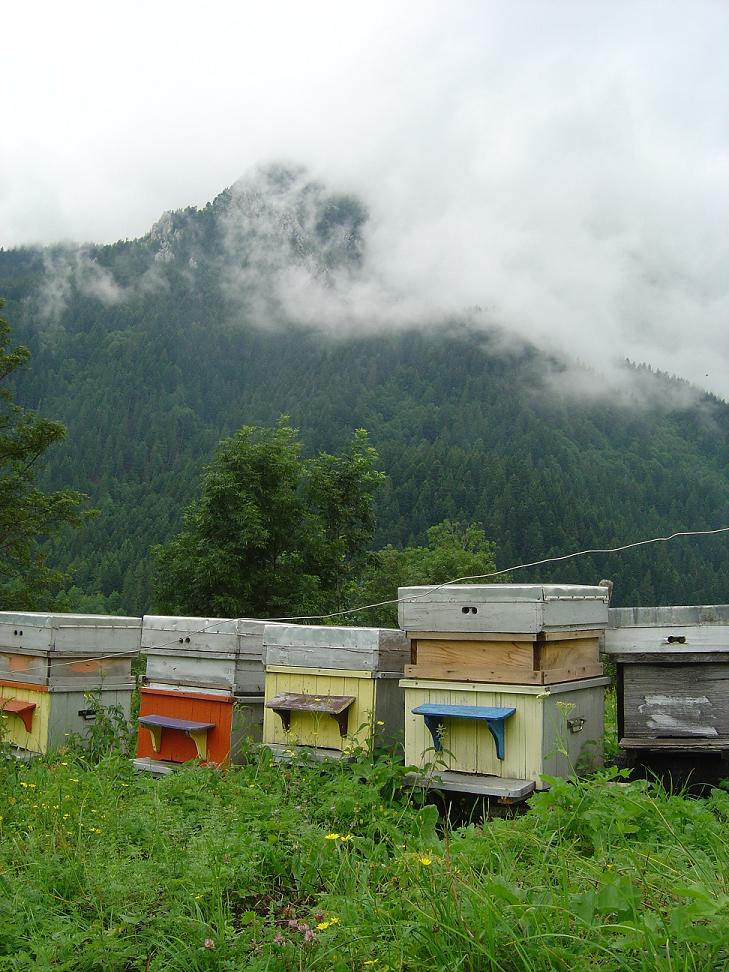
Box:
[136,687,234,765]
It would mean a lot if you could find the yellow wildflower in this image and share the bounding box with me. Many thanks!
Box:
[316,921,331,930]
[418,857,432,866]
[325,833,340,840]
[339,834,353,842]
[376,720,384,726]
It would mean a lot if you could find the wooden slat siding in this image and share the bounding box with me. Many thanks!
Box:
[604,627,729,655]
[405,662,604,685]
[405,636,601,684]
[620,737,729,750]
[136,688,233,764]
[410,636,600,666]
[144,651,237,691]
[373,676,406,749]
[541,683,606,784]
[262,669,375,752]
[607,651,729,664]
[0,683,50,753]
[407,629,604,642]
[230,696,265,758]
[403,682,540,782]
[622,664,729,739]
[535,638,600,668]
[45,687,134,751]
[0,652,47,684]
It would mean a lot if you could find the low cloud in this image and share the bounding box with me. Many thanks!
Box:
[6,2,727,399]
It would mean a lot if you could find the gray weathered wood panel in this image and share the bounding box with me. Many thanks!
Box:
[0,613,141,654]
[622,664,729,739]
[541,680,608,779]
[262,625,409,672]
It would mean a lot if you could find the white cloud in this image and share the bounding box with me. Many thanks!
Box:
[2,1,728,396]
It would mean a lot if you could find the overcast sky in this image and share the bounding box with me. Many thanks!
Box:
[2,1,728,397]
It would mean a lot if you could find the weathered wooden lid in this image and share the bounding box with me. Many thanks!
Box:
[398,584,610,634]
[0,612,142,653]
[604,604,729,655]
[608,605,729,627]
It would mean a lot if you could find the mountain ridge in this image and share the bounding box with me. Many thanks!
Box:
[2,166,728,613]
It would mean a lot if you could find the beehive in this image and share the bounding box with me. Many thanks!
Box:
[399,584,609,796]
[401,676,609,791]
[604,605,729,754]
[262,625,409,757]
[0,612,139,755]
[399,584,608,684]
[136,616,270,768]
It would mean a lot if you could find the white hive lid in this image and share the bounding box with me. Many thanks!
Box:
[398,584,610,634]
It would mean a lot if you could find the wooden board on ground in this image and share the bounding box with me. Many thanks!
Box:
[403,770,535,801]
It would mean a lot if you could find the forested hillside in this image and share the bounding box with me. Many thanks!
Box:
[2,166,729,613]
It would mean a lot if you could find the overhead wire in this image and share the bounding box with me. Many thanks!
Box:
[10,523,729,668]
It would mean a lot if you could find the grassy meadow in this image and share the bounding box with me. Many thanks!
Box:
[0,708,728,971]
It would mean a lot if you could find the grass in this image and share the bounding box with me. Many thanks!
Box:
[0,724,728,972]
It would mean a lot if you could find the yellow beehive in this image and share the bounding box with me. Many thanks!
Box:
[402,676,609,789]
[262,625,409,757]
[263,667,378,753]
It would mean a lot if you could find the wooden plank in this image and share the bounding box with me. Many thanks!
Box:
[403,662,603,684]
[265,665,373,678]
[620,736,729,751]
[403,770,535,800]
[622,664,729,738]
[604,651,729,664]
[535,638,600,669]
[263,625,408,672]
[414,639,534,669]
[541,664,604,684]
[405,663,543,683]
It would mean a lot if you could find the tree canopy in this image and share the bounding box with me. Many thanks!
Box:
[153,418,384,619]
[0,300,89,608]
[351,520,503,628]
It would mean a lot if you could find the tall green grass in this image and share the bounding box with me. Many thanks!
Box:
[0,741,727,970]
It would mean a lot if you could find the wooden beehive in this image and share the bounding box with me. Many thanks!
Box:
[402,676,609,791]
[135,615,247,768]
[398,585,609,796]
[399,584,608,684]
[604,605,729,754]
[262,625,409,756]
[0,612,139,755]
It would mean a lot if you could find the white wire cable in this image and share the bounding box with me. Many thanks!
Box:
[18,523,729,669]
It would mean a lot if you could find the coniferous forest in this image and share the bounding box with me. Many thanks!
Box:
[2,166,729,615]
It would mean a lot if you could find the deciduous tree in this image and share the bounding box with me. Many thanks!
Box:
[153,418,384,618]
